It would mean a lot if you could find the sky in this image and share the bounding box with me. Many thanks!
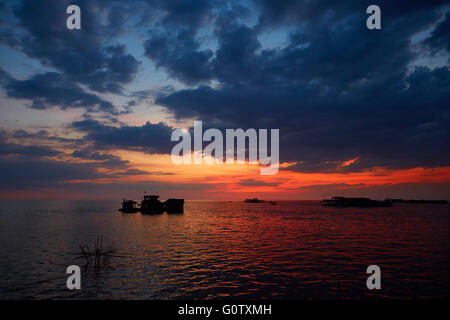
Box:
[0,0,449,200]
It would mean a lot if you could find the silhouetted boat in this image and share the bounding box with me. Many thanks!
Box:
[141,195,164,214]
[164,198,184,213]
[322,197,393,207]
[244,198,264,203]
[118,199,139,213]
[119,194,185,214]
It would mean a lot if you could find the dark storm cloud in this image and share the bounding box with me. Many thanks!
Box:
[0,157,148,190]
[0,130,61,158]
[0,128,108,188]
[1,0,449,175]
[142,2,254,84]
[254,0,449,27]
[144,30,214,84]
[143,0,214,31]
[11,129,79,144]
[424,12,450,54]
[0,0,141,115]
[2,0,217,92]
[151,1,450,172]
[0,0,218,113]
[5,0,141,95]
[72,119,174,154]
[0,128,151,190]
[0,143,60,158]
[71,148,150,175]
[156,3,442,107]
[1,69,119,113]
[82,44,141,94]
[142,0,216,84]
[0,159,104,189]
[72,148,130,168]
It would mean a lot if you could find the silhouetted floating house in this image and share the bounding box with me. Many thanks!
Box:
[141,195,164,214]
[119,194,185,214]
[119,199,139,213]
[164,199,184,213]
[322,196,393,207]
[244,198,265,203]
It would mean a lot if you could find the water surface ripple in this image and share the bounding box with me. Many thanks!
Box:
[0,200,448,299]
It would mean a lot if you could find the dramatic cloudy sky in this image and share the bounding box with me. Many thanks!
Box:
[0,0,449,200]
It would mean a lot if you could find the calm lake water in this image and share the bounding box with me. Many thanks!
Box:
[0,200,449,299]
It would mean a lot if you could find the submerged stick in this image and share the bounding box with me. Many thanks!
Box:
[73,235,121,269]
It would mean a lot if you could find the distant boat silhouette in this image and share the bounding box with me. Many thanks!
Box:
[119,194,184,214]
[164,198,184,213]
[141,195,165,214]
[322,196,392,207]
[244,198,264,203]
[119,199,139,213]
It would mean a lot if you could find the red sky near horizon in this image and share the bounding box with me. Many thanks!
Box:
[1,144,449,200]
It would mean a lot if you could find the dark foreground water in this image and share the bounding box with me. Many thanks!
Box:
[0,200,449,299]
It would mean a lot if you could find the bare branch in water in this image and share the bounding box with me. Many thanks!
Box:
[73,235,120,269]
